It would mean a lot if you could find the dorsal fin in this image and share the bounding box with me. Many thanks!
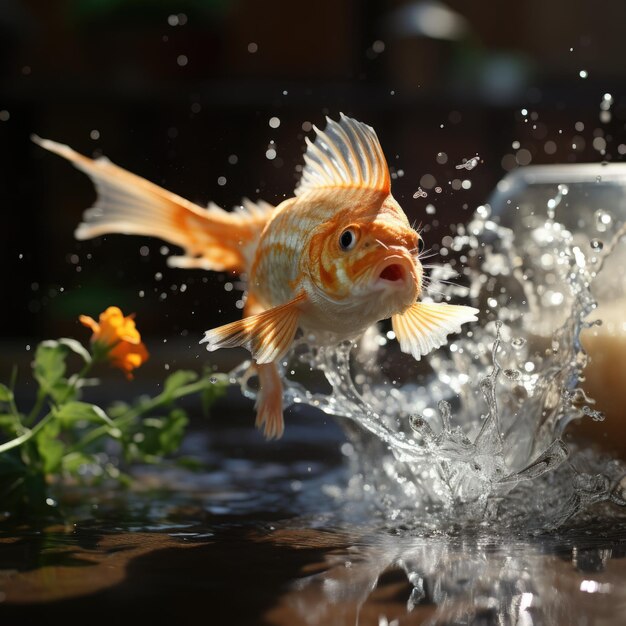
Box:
[295,113,390,197]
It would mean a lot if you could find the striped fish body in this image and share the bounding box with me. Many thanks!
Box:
[249,187,420,340]
[248,198,302,313]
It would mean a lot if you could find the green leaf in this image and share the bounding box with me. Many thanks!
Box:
[35,421,65,474]
[163,370,198,400]
[62,451,97,475]
[107,401,131,419]
[0,414,22,437]
[58,338,92,363]
[129,409,189,460]
[50,381,77,405]
[0,384,13,403]
[159,408,188,455]
[56,401,113,428]
[33,341,68,396]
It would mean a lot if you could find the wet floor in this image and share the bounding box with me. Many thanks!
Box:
[2,423,626,625]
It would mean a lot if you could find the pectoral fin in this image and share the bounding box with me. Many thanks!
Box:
[200,293,305,364]
[392,302,479,361]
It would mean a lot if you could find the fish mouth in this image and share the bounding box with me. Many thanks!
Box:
[379,263,406,283]
[374,255,416,290]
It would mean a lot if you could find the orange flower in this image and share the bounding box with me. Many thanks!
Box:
[80,306,149,379]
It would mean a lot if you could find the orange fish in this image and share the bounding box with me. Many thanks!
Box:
[34,114,478,439]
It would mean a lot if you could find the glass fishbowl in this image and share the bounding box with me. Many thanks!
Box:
[487,163,626,456]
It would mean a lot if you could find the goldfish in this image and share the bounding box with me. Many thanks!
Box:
[34,114,478,439]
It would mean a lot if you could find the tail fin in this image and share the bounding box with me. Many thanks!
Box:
[33,136,273,273]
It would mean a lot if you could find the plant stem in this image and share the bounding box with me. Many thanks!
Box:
[59,360,94,406]
[67,376,226,453]
[8,366,20,419]
[26,389,46,425]
[0,411,54,455]
[1,355,96,455]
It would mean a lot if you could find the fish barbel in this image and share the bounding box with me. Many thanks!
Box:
[34,114,478,439]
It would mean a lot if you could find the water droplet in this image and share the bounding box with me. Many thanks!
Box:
[455,156,480,171]
[476,205,490,219]
[590,239,603,251]
[582,405,605,421]
[511,337,526,349]
[547,184,568,219]
[413,187,428,199]
[503,369,521,381]
[372,40,385,53]
[210,376,218,384]
[593,136,607,153]
[515,148,532,166]
[480,378,492,393]
[594,209,613,232]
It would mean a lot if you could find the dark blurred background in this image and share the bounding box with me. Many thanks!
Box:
[2,0,626,383]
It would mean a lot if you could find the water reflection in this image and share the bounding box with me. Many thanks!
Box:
[276,524,626,626]
[3,514,626,625]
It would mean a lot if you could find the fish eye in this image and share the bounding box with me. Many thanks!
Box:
[339,228,357,251]
[417,237,425,254]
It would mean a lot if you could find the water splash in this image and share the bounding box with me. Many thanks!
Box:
[233,191,626,529]
[455,156,480,171]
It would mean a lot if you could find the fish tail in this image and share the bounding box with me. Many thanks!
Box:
[33,136,273,273]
